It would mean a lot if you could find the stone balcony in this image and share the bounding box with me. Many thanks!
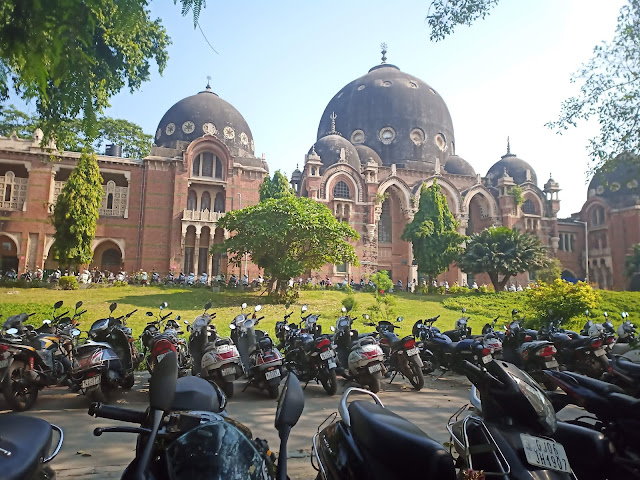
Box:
[589,247,611,258]
[182,209,224,223]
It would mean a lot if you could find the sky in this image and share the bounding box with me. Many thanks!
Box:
[20,0,629,216]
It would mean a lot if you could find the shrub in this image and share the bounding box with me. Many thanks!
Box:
[526,279,600,327]
[112,280,128,287]
[437,286,447,295]
[59,276,79,290]
[267,288,299,304]
[342,284,354,295]
[342,295,358,313]
[448,284,467,295]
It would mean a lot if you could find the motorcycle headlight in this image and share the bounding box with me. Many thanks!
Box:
[508,371,557,434]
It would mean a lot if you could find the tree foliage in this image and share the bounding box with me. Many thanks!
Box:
[625,243,640,278]
[458,226,550,290]
[533,256,563,284]
[402,180,465,279]
[0,105,152,158]
[51,152,104,267]
[426,0,500,41]
[259,171,294,201]
[526,279,600,327]
[369,270,394,293]
[212,196,359,293]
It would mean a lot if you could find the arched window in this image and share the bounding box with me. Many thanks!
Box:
[333,181,351,199]
[107,193,114,209]
[214,192,225,212]
[378,199,392,243]
[187,190,197,210]
[522,199,536,214]
[201,191,211,211]
[201,153,214,177]
[215,157,223,179]
[192,156,200,176]
[4,184,10,202]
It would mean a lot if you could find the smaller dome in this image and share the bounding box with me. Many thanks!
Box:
[444,155,475,176]
[291,167,302,182]
[588,154,640,208]
[486,152,537,186]
[311,135,361,173]
[354,144,382,166]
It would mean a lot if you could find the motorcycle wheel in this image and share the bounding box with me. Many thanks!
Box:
[268,384,280,399]
[406,358,425,391]
[368,372,382,393]
[122,373,135,390]
[222,381,234,399]
[320,369,338,396]
[2,360,39,411]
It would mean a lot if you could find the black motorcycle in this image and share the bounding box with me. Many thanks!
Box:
[364,316,425,390]
[89,351,304,480]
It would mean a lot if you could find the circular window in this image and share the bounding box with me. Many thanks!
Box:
[628,179,638,189]
[379,127,396,144]
[202,122,217,135]
[165,123,175,136]
[240,132,249,145]
[596,185,605,195]
[351,130,365,144]
[357,84,366,91]
[409,81,418,88]
[223,126,235,140]
[156,128,161,140]
[410,128,425,145]
[382,80,392,87]
[182,121,195,134]
[610,182,621,192]
[435,133,447,151]
[429,88,436,95]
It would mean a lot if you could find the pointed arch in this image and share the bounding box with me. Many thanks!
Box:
[412,176,462,215]
[378,176,413,216]
[462,185,499,218]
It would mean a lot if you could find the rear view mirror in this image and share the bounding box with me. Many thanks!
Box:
[585,310,590,316]
[241,303,247,310]
[54,300,64,309]
[71,328,81,337]
[229,324,236,330]
[204,301,212,311]
[397,316,403,322]
[301,305,308,313]
[184,320,190,325]
[109,303,117,313]
[146,312,154,317]
[341,307,347,313]
[363,314,370,320]
[330,325,335,332]
[149,351,178,412]
[285,302,290,309]
[604,312,608,318]
[6,328,18,335]
[175,315,181,320]
[461,308,466,314]
[43,319,52,325]
[275,373,304,430]
[76,301,83,309]
[255,305,262,312]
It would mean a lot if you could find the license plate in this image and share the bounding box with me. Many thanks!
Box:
[328,361,337,369]
[217,345,230,354]
[320,350,334,360]
[594,349,606,357]
[0,358,8,369]
[406,347,419,357]
[482,354,493,364]
[222,366,236,376]
[81,375,101,389]
[368,363,382,373]
[521,433,571,473]
[265,369,281,380]
[545,360,559,368]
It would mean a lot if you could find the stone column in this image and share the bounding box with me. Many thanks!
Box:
[193,232,201,275]
[204,230,212,278]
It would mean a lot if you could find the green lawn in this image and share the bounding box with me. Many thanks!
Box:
[2,286,639,341]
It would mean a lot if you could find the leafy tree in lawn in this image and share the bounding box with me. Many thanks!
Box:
[212,196,359,294]
[532,256,563,284]
[401,180,465,282]
[458,226,550,291]
[426,0,640,172]
[259,171,294,201]
[366,270,396,323]
[50,152,104,268]
[0,105,152,158]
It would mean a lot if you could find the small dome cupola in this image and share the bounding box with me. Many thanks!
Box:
[486,138,537,186]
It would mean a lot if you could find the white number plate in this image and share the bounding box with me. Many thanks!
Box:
[328,361,337,369]
[406,347,419,357]
[265,369,281,380]
[545,360,559,368]
[222,366,236,376]
[0,358,9,369]
[368,363,382,373]
[320,350,335,360]
[594,348,606,357]
[81,375,101,389]
[521,434,571,473]
[482,354,493,364]
[217,345,230,354]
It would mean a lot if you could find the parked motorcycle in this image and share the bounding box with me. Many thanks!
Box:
[441,308,473,341]
[231,303,285,398]
[163,316,192,377]
[364,315,424,390]
[140,302,175,374]
[89,351,303,480]
[281,305,339,395]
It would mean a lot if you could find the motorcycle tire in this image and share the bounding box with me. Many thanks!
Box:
[122,373,135,390]
[368,372,382,393]
[222,381,234,399]
[320,369,338,396]
[2,360,39,411]
[268,384,280,399]
[406,358,425,391]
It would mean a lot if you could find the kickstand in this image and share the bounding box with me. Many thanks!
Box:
[242,381,251,392]
[303,380,309,390]
[389,371,398,384]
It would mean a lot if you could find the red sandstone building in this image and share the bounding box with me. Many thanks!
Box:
[1,60,638,289]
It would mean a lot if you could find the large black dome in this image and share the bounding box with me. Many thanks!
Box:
[588,154,640,208]
[155,86,254,156]
[316,64,454,167]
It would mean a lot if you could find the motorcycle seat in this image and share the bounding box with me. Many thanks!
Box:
[382,331,402,347]
[348,400,455,478]
[614,356,640,376]
[564,371,625,396]
[171,376,222,413]
[607,392,640,420]
[0,414,53,480]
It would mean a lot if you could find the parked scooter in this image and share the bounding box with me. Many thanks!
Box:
[231,303,285,398]
[364,315,424,390]
[140,302,175,374]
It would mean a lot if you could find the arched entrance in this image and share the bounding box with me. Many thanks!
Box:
[93,240,124,272]
[0,234,19,274]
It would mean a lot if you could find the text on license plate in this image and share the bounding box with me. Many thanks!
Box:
[320,350,334,360]
[82,375,101,389]
[0,358,9,369]
[265,369,281,380]
[594,349,606,356]
[405,347,419,356]
[368,363,382,374]
[221,366,236,376]
[482,354,493,364]
[520,433,571,473]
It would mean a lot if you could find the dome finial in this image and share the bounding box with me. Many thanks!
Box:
[506,136,511,155]
[330,111,337,134]
[206,75,212,91]
[381,42,388,64]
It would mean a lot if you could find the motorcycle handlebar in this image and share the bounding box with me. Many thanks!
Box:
[462,360,504,389]
[88,402,146,424]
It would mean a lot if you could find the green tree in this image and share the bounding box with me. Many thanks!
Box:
[51,152,104,268]
[259,171,294,201]
[401,180,465,281]
[366,271,396,322]
[625,243,640,290]
[426,0,640,171]
[458,226,550,291]
[526,279,600,327]
[532,256,563,284]
[0,105,152,158]
[370,270,394,293]
[212,196,359,294]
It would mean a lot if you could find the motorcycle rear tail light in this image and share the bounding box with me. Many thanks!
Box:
[29,357,35,369]
[481,347,492,356]
[0,344,8,353]
[591,339,603,349]
[91,350,104,365]
[605,336,615,344]
[404,339,416,349]
[524,335,532,342]
[151,339,176,358]
[362,350,379,359]
[217,350,235,360]
[316,338,331,350]
[535,345,557,357]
